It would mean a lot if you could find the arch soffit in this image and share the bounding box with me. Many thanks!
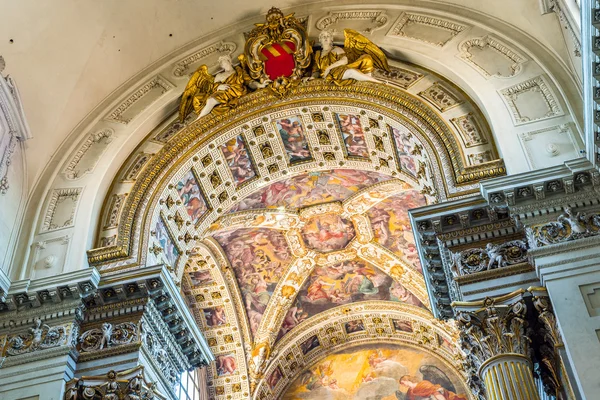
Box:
[255,302,468,400]
[88,81,505,270]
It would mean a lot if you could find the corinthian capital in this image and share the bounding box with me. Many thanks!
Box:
[454,290,531,372]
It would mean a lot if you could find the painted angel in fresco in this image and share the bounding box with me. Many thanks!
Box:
[397,368,467,400]
[179,54,269,121]
[313,29,390,85]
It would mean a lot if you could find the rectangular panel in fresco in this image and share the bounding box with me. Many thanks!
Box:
[204,306,227,327]
[215,353,237,376]
[336,113,369,159]
[188,270,214,287]
[390,125,418,177]
[176,169,208,223]
[220,135,257,186]
[301,335,320,354]
[155,216,179,268]
[345,320,365,334]
[392,319,413,333]
[275,116,312,164]
[267,367,283,389]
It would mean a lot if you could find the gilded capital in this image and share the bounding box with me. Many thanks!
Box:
[454,290,531,373]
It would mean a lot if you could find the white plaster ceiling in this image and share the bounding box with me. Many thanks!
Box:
[0,0,581,192]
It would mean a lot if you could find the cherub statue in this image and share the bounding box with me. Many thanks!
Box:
[485,243,505,270]
[558,206,588,234]
[313,29,390,85]
[179,54,270,121]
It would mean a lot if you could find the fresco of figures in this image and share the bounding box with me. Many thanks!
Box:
[230,169,391,212]
[215,353,237,376]
[390,126,419,177]
[301,214,356,253]
[367,190,427,271]
[220,135,257,186]
[204,306,227,327]
[336,114,369,159]
[213,228,292,335]
[276,116,312,164]
[278,260,423,338]
[282,344,469,400]
[187,270,214,287]
[155,216,179,268]
[176,169,208,223]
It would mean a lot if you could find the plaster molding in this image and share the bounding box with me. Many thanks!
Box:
[499,75,564,126]
[104,75,175,124]
[172,41,237,78]
[62,128,114,180]
[40,187,83,233]
[315,10,389,34]
[388,12,468,47]
[457,35,527,79]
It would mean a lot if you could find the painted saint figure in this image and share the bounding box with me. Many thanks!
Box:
[399,375,467,400]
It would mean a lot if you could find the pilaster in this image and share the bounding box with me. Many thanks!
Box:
[70,264,214,399]
[0,268,99,400]
[0,265,214,400]
[480,159,600,399]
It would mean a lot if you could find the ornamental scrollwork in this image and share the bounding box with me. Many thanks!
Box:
[79,322,139,352]
[526,207,600,248]
[4,318,68,356]
[451,240,527,276]
[140,324,179,387]
[456,296,530,370]
[64,366,166,400]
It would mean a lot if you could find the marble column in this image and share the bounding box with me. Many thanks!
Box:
[454,290,540,400]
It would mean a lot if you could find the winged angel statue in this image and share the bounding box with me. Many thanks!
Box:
[312,29,390,84]
[179,7,390,121]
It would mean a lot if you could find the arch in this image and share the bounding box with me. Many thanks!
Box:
[88,80,504,270]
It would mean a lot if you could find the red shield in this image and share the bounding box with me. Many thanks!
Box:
[260,41,296,80]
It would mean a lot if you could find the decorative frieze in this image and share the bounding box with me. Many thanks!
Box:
[451,240,528,276]
[2,318,74,356]
[79,321,139,352]
[315,10,389,34]
[526,207,600,248]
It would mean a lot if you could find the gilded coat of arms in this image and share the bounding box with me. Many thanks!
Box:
[179,7,391,121]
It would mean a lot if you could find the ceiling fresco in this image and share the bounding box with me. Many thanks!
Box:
[229,169,392,213]
[282,343,469,400]
[213,228,292,335]
[367,190,427,271]
[90,56,499,399]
